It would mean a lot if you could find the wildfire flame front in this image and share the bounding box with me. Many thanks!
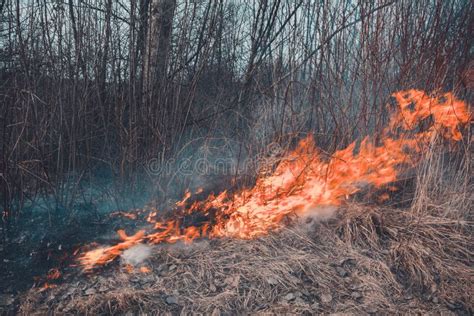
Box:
[79,89,471,271]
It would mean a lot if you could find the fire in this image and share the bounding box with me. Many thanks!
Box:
[36,268,61,291]
[110,211,138,220]
[80,230,145,269]
[140,266,151,273]
[79,90,470,270]
[47,268,61,280]
[41,283,58,291]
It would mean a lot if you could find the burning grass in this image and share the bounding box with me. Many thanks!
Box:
[71,90,471,271]
[11,89,473,314]
[18,199,472,314]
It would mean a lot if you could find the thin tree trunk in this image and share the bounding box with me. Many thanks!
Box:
[142,0,176,105]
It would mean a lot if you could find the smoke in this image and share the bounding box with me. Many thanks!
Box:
[303,206,338,220]
[121,244,152,266]
[296,206,338,233]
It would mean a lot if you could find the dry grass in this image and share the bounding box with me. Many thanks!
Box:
[18,201,472,315]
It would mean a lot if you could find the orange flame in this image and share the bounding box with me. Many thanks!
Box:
[79,90,470,270]
[140,266,151,273]
[80,230,145,270]
[41,283,58,291]
[47,268,61,280]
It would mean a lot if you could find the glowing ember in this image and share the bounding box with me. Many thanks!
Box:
[47,268,61,280]
[110,211,138,220]
[41,283,58,291]
[140,266,151,273]
[79,90,470,270]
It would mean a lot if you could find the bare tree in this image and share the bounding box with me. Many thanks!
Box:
[142,0,176,105]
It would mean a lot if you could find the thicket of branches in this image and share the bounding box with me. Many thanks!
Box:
[0,0,472,222]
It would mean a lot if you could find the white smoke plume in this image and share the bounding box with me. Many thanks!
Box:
[121,243,152,266]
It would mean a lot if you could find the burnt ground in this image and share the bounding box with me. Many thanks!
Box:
[0,204,145,309]
[1,199,471,315]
